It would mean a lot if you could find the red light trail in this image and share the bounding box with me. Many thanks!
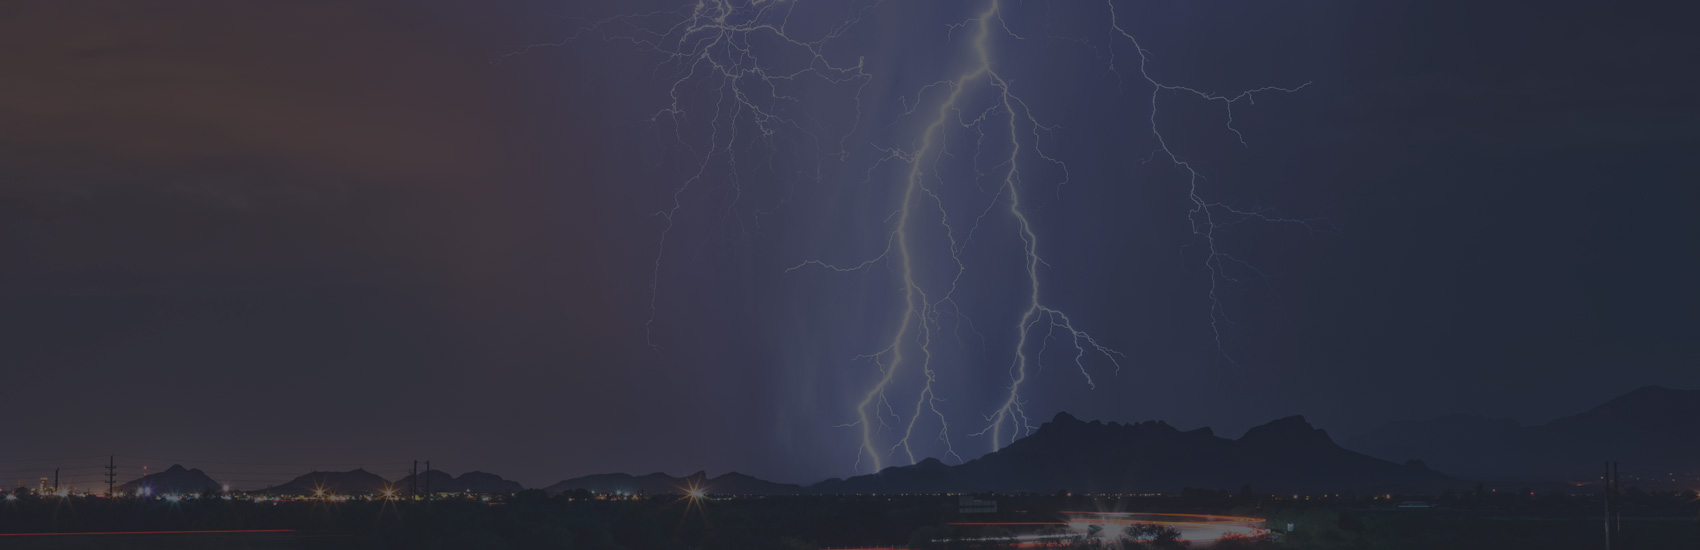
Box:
[0,529,297,537]
[1058,511,1265,523]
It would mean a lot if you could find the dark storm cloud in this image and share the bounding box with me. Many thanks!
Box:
[0,1,636,487]
[0,2,632,305]
[0,3,498,179]
[0,2,520,295]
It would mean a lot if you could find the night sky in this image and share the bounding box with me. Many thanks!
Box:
[3,1,1696,488]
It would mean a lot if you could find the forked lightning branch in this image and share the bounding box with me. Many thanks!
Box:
[519,0,1315,475]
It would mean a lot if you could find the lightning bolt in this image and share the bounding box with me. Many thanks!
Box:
[507,1,877,351]
[1101,1,1326,358]
[513,0,1320,475]
[792,0,1126,468]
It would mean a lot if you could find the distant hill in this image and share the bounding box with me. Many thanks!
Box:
[119,464,221,495]
[545,471,802,495]
[1339,414,1524,479]
[547,412,1453,495]
[811,413,1453,494]
[393,470,524,494]
[1343,385,1700,481]
[256,469,393,496]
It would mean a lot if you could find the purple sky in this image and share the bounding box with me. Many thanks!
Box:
[2,0,1695,488]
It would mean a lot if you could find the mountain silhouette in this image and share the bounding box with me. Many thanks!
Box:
[1343,385,1700,480]
[549,412,1453,495]
[811,413,1452,494]
[256,469,393,496]
[393,470,524,494]
[119,464,222,495]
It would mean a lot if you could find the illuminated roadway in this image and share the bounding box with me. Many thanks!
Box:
[842,511,1269,548]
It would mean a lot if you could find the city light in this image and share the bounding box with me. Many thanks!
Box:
[675,480,711,521]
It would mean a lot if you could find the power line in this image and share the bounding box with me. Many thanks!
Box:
[0,467,103,474]
[117,455,410,465]
[0,454,108,464]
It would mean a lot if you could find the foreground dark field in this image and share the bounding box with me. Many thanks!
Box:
[1,491,1694,549]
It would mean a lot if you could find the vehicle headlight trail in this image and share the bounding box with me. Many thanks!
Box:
[515,0,1316,475]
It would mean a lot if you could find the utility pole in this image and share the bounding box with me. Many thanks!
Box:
[105,456,117,497]
[1612,462,1622,546]
[411,460,418,500]
[1604,461,1622,550]
[1604,461,1612,550]
[424,461,431,501]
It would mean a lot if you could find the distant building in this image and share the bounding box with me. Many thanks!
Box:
[959,495,996,514]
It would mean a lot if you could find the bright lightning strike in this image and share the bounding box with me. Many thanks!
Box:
[791,0,1128,468]
[515,0,1319,476]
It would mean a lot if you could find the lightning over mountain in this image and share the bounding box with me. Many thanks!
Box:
[513,0,1316,475]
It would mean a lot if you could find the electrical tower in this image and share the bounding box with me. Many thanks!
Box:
[105,456,117,496]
